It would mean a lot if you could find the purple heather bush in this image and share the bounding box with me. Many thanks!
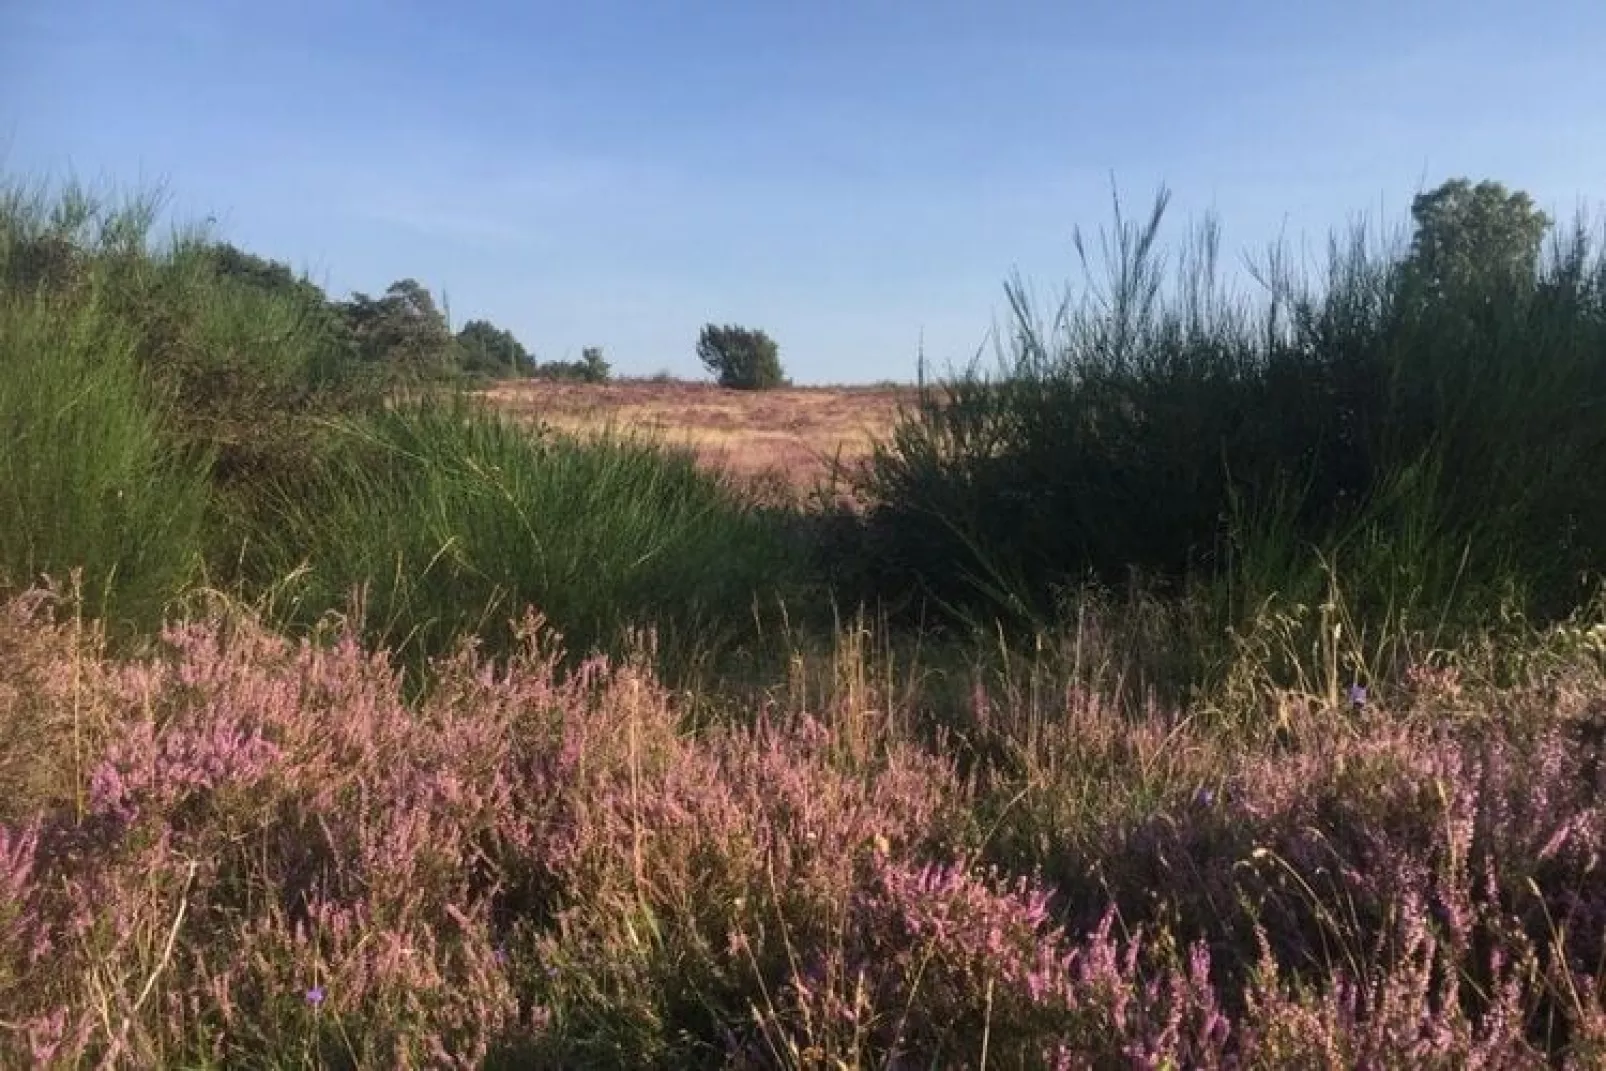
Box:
[1,586,1604,1068]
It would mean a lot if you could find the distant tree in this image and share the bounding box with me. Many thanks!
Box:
[204,241,349,342]
[696,323,786,390]
[1398,178,1552,311]
[206,242,308,296]
[579,346,611,383]
[456,318,531,378]
[338,278,457,376]
[532,348,611,383]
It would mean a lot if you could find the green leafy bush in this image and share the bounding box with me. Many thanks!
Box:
[456,317,532,378]
[532,346,610,383]
[697,322,787,390]
[852,180,1606,644]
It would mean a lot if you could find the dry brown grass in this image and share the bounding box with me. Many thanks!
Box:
[477,378,917,501]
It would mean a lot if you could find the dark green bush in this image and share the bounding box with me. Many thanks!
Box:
[532,346,610,383]
[852,182,1606,641]
[696,322,787,390]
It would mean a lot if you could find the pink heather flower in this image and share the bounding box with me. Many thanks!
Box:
[25,1008,68,1066]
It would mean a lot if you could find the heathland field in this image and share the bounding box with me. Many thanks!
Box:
[479,378,914,499]
[5,174,1606,1068]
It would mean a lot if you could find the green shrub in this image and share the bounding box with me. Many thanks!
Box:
[0,181,214,632]
[579,345,610,383]
[696,322,787,390]
[456,318,532,379]
[532,347,610,383]
[853,181,1606,648]
[4,176,382,482]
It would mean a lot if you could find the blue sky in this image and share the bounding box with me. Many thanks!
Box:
[5,0,1603,383]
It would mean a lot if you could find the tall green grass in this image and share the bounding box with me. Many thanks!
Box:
[0,181,213,632]
[3,174,384,478]
[853,187,1606,663]
[224,397,807,677]
[1,173,811,678]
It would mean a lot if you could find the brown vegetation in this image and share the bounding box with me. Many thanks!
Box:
[478,379,917,499]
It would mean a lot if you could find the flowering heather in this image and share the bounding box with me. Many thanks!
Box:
[1,587,1604,1067]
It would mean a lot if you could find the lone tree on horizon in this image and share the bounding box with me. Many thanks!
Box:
[696,323,787,390]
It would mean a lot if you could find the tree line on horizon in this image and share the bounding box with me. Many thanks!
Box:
[206,251,615,385]
[203,246,798,390]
